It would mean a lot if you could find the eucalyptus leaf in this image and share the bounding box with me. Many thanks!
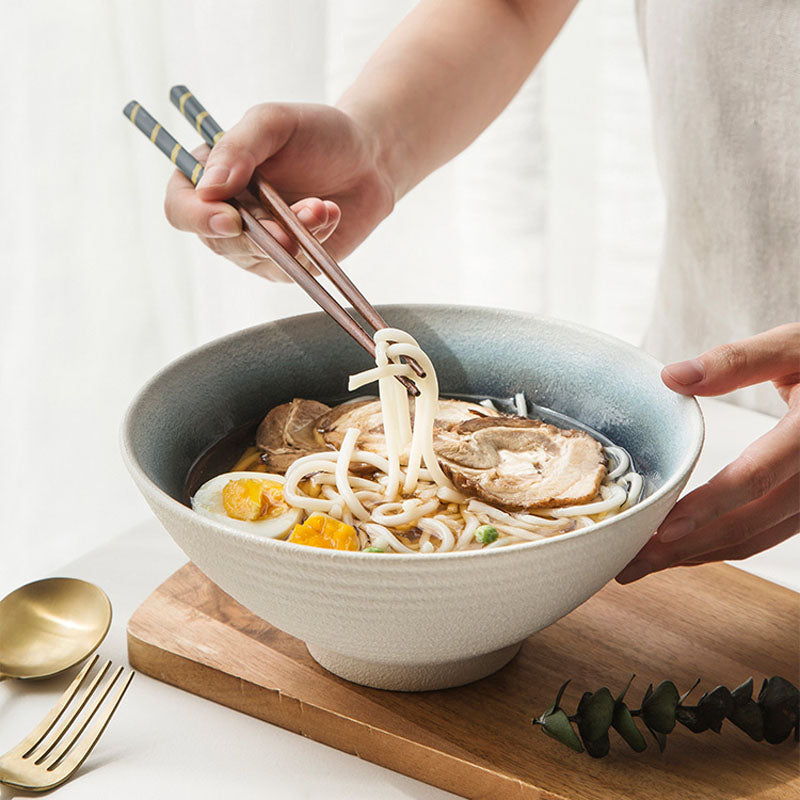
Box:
[540,709,584,753]
[728,678,764,741]
[675,705,710,733]
[583,732,610,759]
[677,686,734,734]
[699,686,733,734]
[645,723,667,753]
[641,680,679,734]
[732,677,754,702]
[612,702,647,752]
[728,692,764,742]
[576,688,615,743]
[758,676,800,744]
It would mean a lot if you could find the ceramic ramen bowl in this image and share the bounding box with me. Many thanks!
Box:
[122,305,704,691]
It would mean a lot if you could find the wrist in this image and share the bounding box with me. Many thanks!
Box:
[337,92,412,204]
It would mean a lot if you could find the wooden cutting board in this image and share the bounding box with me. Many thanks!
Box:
[127,562,799,799]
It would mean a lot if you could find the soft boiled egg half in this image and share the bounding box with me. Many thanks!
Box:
[191,471,302,538]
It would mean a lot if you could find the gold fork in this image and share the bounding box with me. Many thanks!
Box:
[0,655,134,791]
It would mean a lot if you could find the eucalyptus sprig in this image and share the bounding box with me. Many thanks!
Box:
[532,675,799,758]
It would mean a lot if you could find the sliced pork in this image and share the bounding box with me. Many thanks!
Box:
[316,398,499,456]
[256,398,331,471]
[433,416,606,511]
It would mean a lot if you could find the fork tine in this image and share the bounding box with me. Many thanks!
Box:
[10,655,99,758]
[46,670,134,783]
[27,660,112,762]
[39,665,123,770]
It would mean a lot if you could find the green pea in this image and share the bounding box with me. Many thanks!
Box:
[475,524,499,544]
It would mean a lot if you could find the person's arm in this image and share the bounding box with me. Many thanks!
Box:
[164,0,577,273]
[339,0,577,200]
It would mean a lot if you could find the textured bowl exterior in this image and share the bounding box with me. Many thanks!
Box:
[122,305,703,690]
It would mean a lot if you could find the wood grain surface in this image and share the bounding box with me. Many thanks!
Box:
[127,562,799,799]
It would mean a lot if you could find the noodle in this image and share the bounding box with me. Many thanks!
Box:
[278,328,644,553]
[548,484,628,518]
[605,446,630,480]
[335,428,370,521]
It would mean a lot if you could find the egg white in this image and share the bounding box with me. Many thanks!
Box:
[191,471,302,538]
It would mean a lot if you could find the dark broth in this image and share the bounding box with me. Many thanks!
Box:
[184,417,263,504]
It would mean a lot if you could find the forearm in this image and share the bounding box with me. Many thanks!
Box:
[338,0,577,199]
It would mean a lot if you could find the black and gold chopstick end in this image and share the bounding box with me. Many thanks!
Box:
[169,85,225,147]
[123,100,142,124]
[169,85,192,114]
[123,100,163,144]
[122,100,204,185]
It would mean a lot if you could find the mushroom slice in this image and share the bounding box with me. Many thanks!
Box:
[256,399,331,472]
[433,416,606,511]
[316,398,500,456]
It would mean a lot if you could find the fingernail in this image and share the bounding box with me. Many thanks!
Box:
[665,358,705,386]
[616,559,651,584]
[209,212,240,237]
[198,165,229,189]
[297,207,317,227]
[659,517,696,543]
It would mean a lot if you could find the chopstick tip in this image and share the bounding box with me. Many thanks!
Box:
[170,84,190,103]
[399,376,420,397]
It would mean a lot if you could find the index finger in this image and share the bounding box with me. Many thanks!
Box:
[662,323,800,396]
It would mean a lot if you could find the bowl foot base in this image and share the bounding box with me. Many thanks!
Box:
[305,641,522,691]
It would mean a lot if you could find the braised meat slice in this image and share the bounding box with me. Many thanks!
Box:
[316,398,499,456]
[256,399,331,472]
[314,398,385,453]
[433,416,606,511]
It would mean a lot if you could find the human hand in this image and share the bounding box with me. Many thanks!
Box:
[617,323,800,583]
[163,103,395,281]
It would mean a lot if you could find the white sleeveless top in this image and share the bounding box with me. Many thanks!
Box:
[636,0,800,416]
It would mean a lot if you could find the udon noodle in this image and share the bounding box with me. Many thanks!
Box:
[274,328,643,554]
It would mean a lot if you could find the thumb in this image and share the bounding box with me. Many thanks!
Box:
[662,324,800,396]
[195,103,296,200]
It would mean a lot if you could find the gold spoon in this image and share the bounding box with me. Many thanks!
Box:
[0,578,111,682]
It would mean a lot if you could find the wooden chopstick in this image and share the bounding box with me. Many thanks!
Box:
[168,86,426,381]
[122,100,420,396]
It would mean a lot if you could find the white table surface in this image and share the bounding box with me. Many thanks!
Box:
[1,397,797,799]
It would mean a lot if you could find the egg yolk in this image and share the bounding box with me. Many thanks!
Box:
[289,514,359,551]
[222,478,286,521]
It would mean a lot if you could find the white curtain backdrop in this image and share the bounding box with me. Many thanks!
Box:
[0,1,663,592]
